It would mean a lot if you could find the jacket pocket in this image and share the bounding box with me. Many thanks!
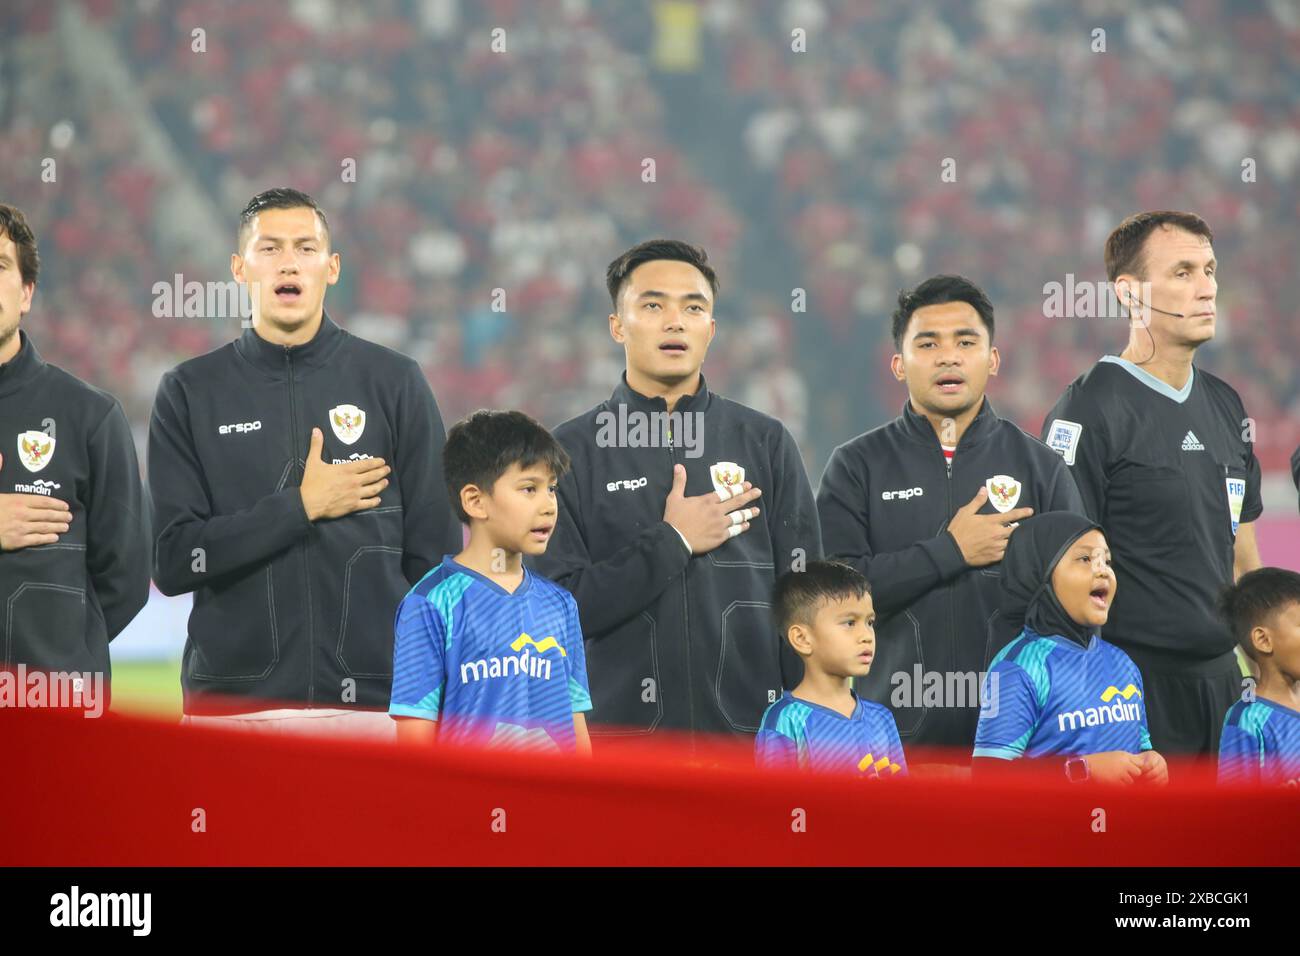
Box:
[1110,460,1193,550]
[854,608,926,737]
[585,611,662,734]
[188,566,280,680]
[715,600,782,732]
[335,544,406,679]
[3,579,88,670]
[705,524,775,570]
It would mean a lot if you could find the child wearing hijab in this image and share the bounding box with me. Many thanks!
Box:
[972,512,1168,785]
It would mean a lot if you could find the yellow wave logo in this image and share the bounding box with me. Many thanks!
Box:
[857,752,902,776]
[510,633,566,657]
[1100,684,1141,703]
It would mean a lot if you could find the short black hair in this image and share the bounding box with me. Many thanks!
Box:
[443,410,571,525]
[238,187,330,250]
[773,560,871,636]
[891,274,995,350]
[1104,210,1214,282]
[0,203,40,287]
[605,238,719,312]
[1218,567,1300,662]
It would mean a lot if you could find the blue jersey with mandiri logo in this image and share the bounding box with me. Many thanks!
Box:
[756,690,907,777]
[388,556,591,752]
[974,627,1152,760]
[1218,697,1300,787]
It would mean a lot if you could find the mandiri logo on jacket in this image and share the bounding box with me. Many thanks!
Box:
[17,431,55,472]
[329,404,366,445]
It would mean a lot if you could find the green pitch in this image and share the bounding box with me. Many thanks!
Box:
[111,659,182,719]
[109,650,1252,722]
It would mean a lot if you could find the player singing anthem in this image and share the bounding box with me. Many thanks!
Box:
[148,188,461,733]
[1042,211,1263,759]
[531,239,822,739]
[0,203,149,683]
[818,275,1083,759]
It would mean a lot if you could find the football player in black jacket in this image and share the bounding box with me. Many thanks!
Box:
[148,188,461,731]
[531,239,823,739]
[0,202,149,699]
[818,275,1084,760]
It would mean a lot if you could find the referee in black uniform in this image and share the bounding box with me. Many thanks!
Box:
[1042,211,1262,759]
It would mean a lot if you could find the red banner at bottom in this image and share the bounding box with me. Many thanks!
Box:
[1,707,1294,866]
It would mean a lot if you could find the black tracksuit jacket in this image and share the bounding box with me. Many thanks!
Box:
[0,330,150,674]
[817,398,1085,752]
[147,313,461,715]
[529,373,823,736]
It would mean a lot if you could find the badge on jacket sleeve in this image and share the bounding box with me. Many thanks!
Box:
[17,431,55,472]
[710,461,745,501]
[1226,476,1246,536]
[985,474,1022,513]
[329,404,366,445]
[1045,419,1082,465]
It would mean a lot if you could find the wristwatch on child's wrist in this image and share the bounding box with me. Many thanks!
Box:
[1064,755,1090,783]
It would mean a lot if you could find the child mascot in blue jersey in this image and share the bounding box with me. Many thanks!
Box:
[973,512,1168,785]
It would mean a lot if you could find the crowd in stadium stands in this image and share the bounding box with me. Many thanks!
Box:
[2,0,1297,475]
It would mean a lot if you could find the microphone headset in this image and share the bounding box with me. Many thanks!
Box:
[1123,288,1185,365]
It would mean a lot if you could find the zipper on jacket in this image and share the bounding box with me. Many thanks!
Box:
[944,440,955,734]
[669,419,696,737]
[286,346,316,707]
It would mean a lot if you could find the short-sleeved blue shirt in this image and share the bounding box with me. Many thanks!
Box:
[389,556,592,752]
[974,627,1152,760]
[756,690,907,777]
[1218,697,1300,787]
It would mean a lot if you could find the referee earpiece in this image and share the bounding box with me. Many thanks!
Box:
[1117,280,1158,366]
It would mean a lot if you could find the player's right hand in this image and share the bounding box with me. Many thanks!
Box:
[298,427,391,521]
[946,486,1034,566]
[1084,750,1146,785]
[0,452,73,552]
[662,463,761,555]
[0,492,72,552]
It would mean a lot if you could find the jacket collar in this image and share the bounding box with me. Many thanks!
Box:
[899,394,999,449]
[0,329,45,398]
[235,311,346,375]
[609,370,712,414]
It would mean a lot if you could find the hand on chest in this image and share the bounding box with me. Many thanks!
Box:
[595,449,770,516]
[870,454,1036,545]
[204,394,390,495]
